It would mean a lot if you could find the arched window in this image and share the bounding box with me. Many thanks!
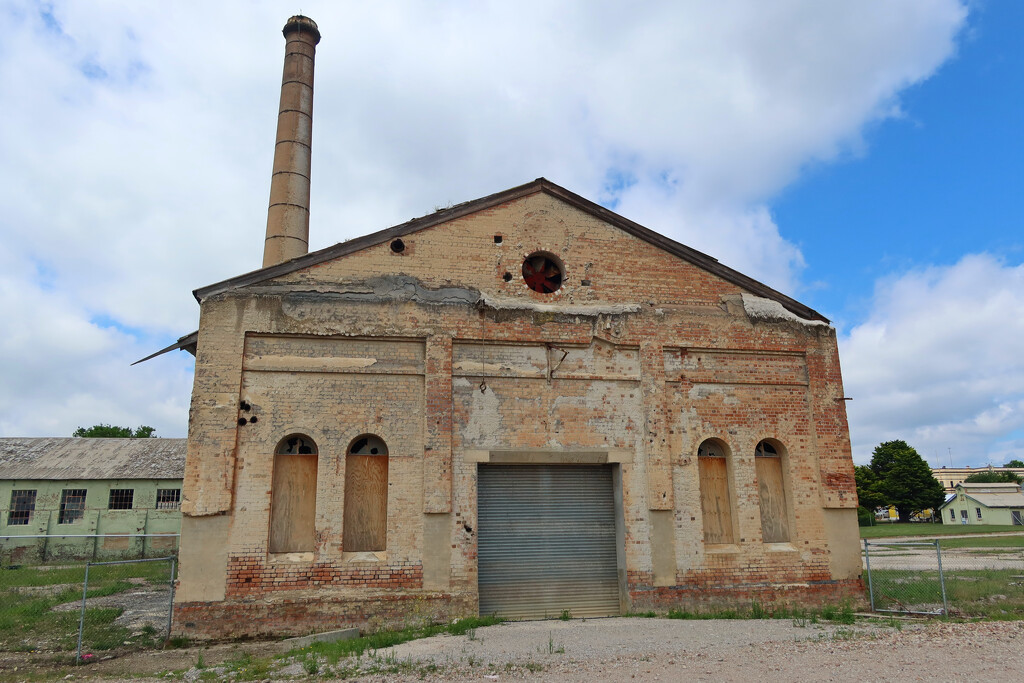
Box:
[269,435,318,553]
[755,440,790,543]
[697,439,734,544]
[344,435,389,552]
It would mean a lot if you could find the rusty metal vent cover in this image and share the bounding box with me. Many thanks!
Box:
[521,252,564,294]
[477,464,621,619]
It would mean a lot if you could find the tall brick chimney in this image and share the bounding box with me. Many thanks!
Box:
[263,16,321,267]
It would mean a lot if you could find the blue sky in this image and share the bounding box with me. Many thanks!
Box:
[0,1,1021,469]
[777,1,1022,323]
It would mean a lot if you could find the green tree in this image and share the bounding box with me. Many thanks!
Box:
[964,470,1022,484]
[1004,459,1024,468]
[867,440,945,523]
[72,424,156,438]
[854,465,886,510]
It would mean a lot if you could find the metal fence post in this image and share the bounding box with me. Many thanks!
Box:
[864,539,875,612]
[165,557,177,640]
[935,539,949,615]
[76,562,91,664]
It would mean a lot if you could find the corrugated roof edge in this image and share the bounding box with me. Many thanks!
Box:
[132,330,199,366]
[192,178,829,323]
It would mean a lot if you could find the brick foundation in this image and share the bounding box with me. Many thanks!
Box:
[173,592,476,640]
[225,557,423,597]
[630,578,867,613]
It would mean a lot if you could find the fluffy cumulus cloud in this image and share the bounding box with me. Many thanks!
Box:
[841,255,1024,467]
[0,0,967,436]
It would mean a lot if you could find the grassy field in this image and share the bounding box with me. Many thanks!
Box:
[939,535,1024,550]
[0,561,171,654]
[860,523,1023,539]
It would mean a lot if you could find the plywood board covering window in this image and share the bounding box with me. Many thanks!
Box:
[697,440,734,544]
[344,435,389,552]
[755,440,790,543]
[269,435,318,554]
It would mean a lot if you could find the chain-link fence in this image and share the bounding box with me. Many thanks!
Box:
[0,553,176,662]
[1,521,180,564]
[864,537,1024,618]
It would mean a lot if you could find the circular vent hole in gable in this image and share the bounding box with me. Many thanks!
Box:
[521,252,563,293]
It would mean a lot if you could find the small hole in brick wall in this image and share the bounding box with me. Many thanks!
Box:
[390,238,405,253]
[493,235,503,244]
[239,400,251,412]
[249,416,258,424]
[581,279,591,286]
[237,418,247,426]
[502,272,513,282]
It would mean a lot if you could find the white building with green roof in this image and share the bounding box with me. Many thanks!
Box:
[938,482,1024,526]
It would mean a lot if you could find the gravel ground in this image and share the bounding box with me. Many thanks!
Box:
[367,618,1024,682]
[17,617,1018,682]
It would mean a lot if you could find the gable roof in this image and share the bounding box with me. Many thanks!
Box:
[0,438,186,481]
[939,483,1024,510]
[194,178,828,323]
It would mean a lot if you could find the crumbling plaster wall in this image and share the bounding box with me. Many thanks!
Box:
[174,192,859,637]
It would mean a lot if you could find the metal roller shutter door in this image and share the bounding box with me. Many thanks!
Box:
[477,464,621,618]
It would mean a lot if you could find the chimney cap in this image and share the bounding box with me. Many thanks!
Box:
[283,15,321,44]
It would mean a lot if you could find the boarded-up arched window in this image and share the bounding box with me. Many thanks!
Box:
[344,435,389,552]
[269,435,318,553]
[698,439,734,544]
[755,440,790,543]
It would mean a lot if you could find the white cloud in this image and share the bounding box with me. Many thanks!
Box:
[841,254,1024,467]
[0,0,968,436]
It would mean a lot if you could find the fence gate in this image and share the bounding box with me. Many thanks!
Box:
[864,540,948,615]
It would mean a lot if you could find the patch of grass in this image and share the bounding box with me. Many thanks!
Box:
[222,651,272,680]
[0,559,173,653]
[861,523,1020,539]
[559,609,572,621]
[293,615,504,665]
[940,536,1024,549]
[666,607,740,620]
[868,568,1024,618]
[545,632,564,654]
[819,603,855,625]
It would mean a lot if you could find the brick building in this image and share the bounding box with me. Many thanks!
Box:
[167,17,862,638]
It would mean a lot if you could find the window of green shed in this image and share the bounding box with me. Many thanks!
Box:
[7,490,36,525]
[59,489,87,524]
[108,489,134,510]
[156,488,181,510]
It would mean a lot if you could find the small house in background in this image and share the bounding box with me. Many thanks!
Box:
[938,482,1024,526]
[0,438,185,563]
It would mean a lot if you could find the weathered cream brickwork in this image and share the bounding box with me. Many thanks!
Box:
[173,185,862,639]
